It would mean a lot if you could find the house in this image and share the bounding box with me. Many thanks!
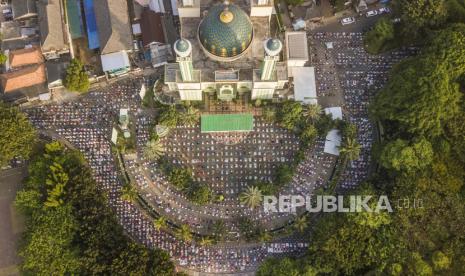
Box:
[11,0,38,21]
[1,64,49,103]
[140,8,166,47]
[37,0,69,59]
[7,46,44,70]
[94,0,132,55]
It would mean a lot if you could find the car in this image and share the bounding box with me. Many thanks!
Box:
[378,7,391,14]
[340,17,355,25]
[366,10,378,17]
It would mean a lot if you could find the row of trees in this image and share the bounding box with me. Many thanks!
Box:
[257,2,465,274]
[15,142,180,275]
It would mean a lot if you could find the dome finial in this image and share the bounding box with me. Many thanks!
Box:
[220,1,234,23]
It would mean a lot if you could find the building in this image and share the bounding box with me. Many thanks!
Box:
[92,0,133,75]
[140,9,166,47]
[37,0,70,59]
[7,46,44,70]
[1,64,49,103]
[11,0,38,21]
[163,0,301,102]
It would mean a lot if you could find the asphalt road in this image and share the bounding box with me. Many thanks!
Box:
[0,167,26,276]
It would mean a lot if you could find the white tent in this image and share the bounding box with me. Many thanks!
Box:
[324,107,343,120]
[324,129,341,156]
[101,51,130,72]
[293,67,317,105]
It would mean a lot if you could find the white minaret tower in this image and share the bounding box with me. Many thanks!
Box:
[174,39,194,82]
[260,38,283,81]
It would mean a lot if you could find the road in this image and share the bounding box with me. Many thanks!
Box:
[0,167,27,276]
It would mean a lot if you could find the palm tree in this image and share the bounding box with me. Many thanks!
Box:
[176,224,193,242]
[258,229,272,242]
[304,104,322,122]
[121,184,138,202]
[144,138,165,160]
[199,236,214,246]
[240,186,263,209]
[262,107,276,123]
[293,215,308,233]
[158,105,179,127]
[339,137,362,161]
[153,216,167,231]
[181,106,200,126]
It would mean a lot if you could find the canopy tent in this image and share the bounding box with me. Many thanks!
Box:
[293,67,317,104]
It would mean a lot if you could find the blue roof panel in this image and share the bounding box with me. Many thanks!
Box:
[83,0,100,50]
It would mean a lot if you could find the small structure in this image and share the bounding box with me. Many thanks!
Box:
[149,43,173,68]
[46,58,70,89]
[292,67,317,105]
[201,114,254,133]
[101,51,131,77]
[286,31,309,69]
[11,0,37,21]
[324,129,341,156]
[119,108,131,138]
[324,107,343,120]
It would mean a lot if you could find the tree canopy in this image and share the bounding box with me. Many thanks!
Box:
[16,142,178,275]
[0,102,36,166]
[64,59,90,93]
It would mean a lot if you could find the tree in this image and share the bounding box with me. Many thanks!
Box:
[293,215,308,233]
[176,224,193,242]
[121,184,138,202]
[143,138,165,160]
[300,125,318,146]
[379,138,434,172]
[0,102,37,167]
[262,107,276,123]
[199,236,213,246]
[158,105,179,128]
[64,59,89,93]
[393,0,447,36]
[304,104,322,123]
[153,216,167,231]
[364,18,396,54]
[0,52,7,64]
[432,251,451,270]
[181,106,200,126]
[240,186,263,209]
[372,58,462,137]
[339,137,361,161]
[278,101,303,130]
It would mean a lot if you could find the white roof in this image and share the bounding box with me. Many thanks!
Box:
[324,129,341,156]
[101,51,130,72]
[293,67,317,104]
[324,107,343,120]
[285,31,309,61]
[132,23,141,35]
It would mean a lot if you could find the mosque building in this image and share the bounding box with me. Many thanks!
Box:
[164,0,309,102]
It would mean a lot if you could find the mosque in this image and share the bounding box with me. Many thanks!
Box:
[164,0,310,102]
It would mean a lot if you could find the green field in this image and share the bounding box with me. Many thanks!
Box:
[201,113,254,133]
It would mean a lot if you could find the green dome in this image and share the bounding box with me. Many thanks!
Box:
[176,39,190,52]
[267,39,281,51]
[198,3,253,59]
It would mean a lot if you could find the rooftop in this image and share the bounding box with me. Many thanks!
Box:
[201,113,254,133]
[11,0,37,20]
[140,8,165,46]
[1,64,47,93]
[9,46,44,68]
[94,0,132,54]
[286,31,309,61]
[37,0,68,52]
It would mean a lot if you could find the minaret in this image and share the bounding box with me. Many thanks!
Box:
[174,39,194,82]
[260,38,283,81]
